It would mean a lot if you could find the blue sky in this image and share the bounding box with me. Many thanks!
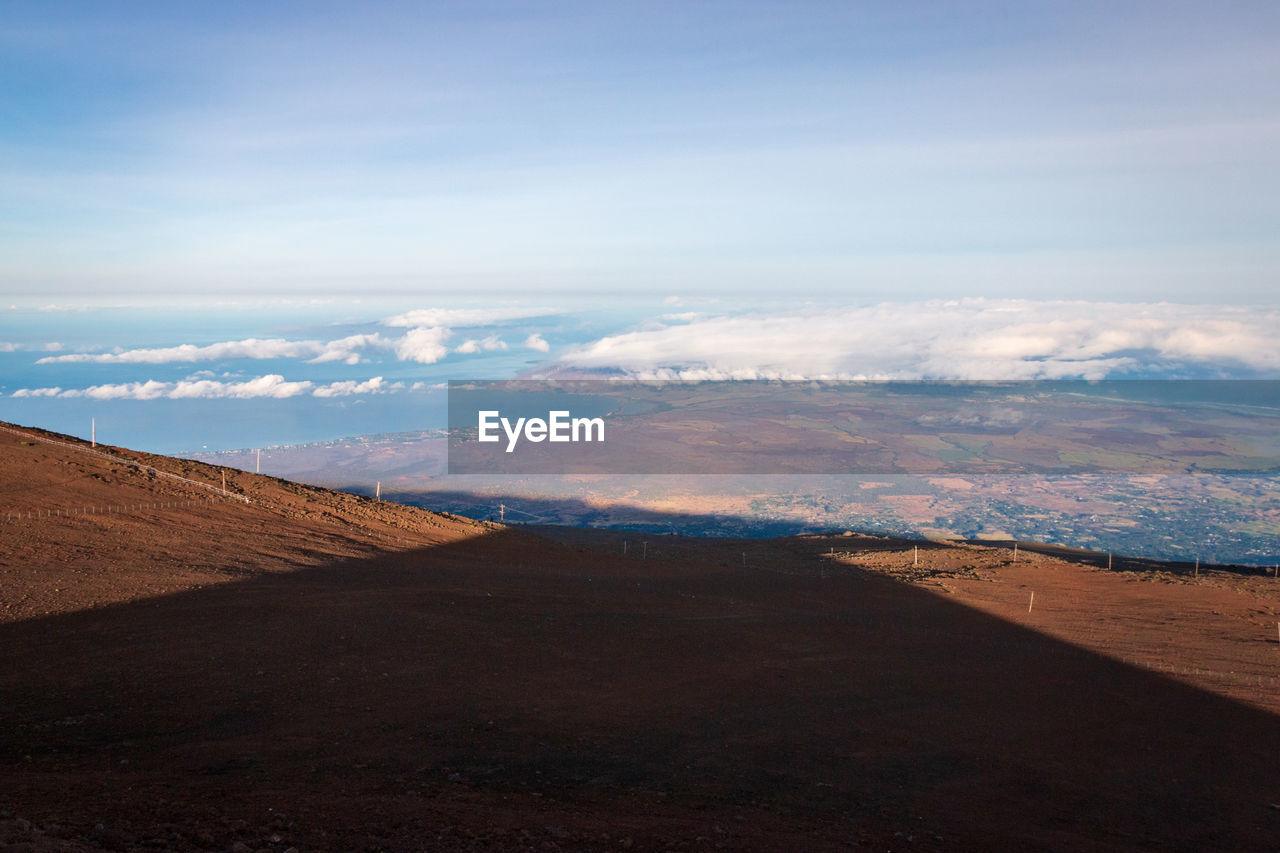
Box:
[3,0,1278,303]
[3,2,1280,452]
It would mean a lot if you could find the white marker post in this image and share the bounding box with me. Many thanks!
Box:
[1028,591,1035,613]
[1013,543,1018,561]
[91,418,95,448]
[376,481,381,501]
[256,448,261,474]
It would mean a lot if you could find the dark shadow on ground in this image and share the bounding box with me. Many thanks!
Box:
[3,525,1278,851]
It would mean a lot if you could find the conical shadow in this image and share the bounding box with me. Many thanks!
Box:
[2,524,1277,851]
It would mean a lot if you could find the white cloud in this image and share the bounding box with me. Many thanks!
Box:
[84,380,173,400]
[36,334,394,366]
[10,374,399,400]
[384,308,555,363]
[382,309,552,363]
[555,300,1280,380]
[39,337,329,365]
[382,307,552,328]
[312,376,397,398]
[394,326,451,363]
[26,308,552,371]
[309,333,388,365]
[455,335,509,354]
[523,333,550,353]
[168,374,313,399]
[0,342,17,352]
[42,342,64,352]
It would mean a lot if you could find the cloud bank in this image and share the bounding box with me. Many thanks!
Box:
[383,307,552,328]
[32,306,557,369]
[13,375,401,401]
[555,300,1280,380]
[37,335,387,367]
[393,326,451,364]
[383,307,553,363]
[455,335,509,354]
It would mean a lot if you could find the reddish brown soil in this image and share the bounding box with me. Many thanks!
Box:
[2,422,1278,851]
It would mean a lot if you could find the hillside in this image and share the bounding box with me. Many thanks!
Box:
[0,422,489,623]
[2,421,1279,851]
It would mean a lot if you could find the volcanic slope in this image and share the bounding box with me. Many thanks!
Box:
[0,421,487,622]
[2,422,1279,851]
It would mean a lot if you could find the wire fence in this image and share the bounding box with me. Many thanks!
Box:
[2,496,240,523]
[0,423,250,505]
[0,424,473,549]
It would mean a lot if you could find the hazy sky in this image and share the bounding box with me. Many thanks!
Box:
[2,1,1278,303]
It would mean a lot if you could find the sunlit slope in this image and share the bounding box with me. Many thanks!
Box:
[0,421,492,622]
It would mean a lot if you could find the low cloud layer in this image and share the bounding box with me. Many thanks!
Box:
[38,335,386,367]
[12,374,400,401]
[393,326,452,364]
[556,300,1280,380]
[33,306,557,369]
[385,307,552,363]
[383,307,552,328]
[455,335,509,354]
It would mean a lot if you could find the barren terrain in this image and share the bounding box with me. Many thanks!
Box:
[2,422,1278,851]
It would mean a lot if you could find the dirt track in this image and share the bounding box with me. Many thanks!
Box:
[2,423,1278,851]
